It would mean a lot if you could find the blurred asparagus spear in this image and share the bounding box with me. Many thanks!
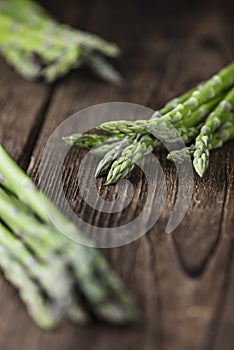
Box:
[0,0,121,83]
[0,145,139,329]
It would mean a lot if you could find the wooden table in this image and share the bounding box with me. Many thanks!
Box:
[0,0,234,349]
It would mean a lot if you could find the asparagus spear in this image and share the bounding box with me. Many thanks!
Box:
[91,139,130,157]
[167,118,234,164]
[0,0,121,82]
[104,93,233,183]
[63,133,141,160]
[63,122,200,185]
[0,222,88,326]
[98,59,234,134]
[98,92,227,137]
[99,122,206,185]
[105,135,154,185]
[80,53,122,85]
[62,62,234,183]
[1,186,137,324]
[193,86,234,176]
[0,0,120,58]
[63,133,125,148]
[0,145,139,326]
[93,84,201,176]
[104,124,203,185]
[95,90,225,182]
[0,227,58,329]
[0,187,137,323]
[0,45,41,80]
[174,93,225,129]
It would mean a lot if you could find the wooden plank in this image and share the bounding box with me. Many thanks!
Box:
[0,57,50,168]
[208,141,234,350]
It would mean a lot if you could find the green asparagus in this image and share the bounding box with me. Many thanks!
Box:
[0,240,57,329]
[104,135,154,185]
[61,62,234,180]
[104,124,203,185]
[97,93,226,137]
[95,137,133,177]
[0,222,88,326]
[92,84,204,178]
[193,86,234,176]
[95,90,224,183]
[0,145,139,328]
[63,133,125,149]
[92,63,234,181]
[168,117,234,164]
[65,63,233,182]
[0,0,121,83]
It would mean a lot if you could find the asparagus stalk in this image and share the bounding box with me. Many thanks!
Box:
[80,53,122,85]
[0,222,88,326]
[98,59,234,134]
[174,93,225,129]
[0,0,121,82]
[92,139,129,157]
[1,186,137,324]
[99,123,204,185]
[0,146,139,326]
[63,133,125,148]
[167,118,234,164]
[193,86,234,176]
[104,97,233,183]
[0,187,136,323]
[0,45,41,80]
[95,90,225,182]
[104,123,203,185]
[211,121,234,148]
[93,84,202,177]
[0,227,58,329]
[0,0,120,58]
[63,133,128,157]
[0,188,66,259]
[152,85,202,117]
[95,137,133,177]
[62,61,234,183]
[63,122,200,185]
[105,135,154,185]
[98,92,227,137]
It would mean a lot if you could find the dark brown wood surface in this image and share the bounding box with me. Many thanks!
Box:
[0,0,234,349]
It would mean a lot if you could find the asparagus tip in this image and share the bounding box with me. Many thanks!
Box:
[193,157,207,177]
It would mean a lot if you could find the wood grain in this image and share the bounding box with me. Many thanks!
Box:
[0,0,233,349]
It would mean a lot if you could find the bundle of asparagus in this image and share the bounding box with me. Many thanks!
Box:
[0,0,121,83]
[0,146,139,329]
[64,61,234,182]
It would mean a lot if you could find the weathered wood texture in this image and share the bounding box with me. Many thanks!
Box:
[0,0,234,349]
